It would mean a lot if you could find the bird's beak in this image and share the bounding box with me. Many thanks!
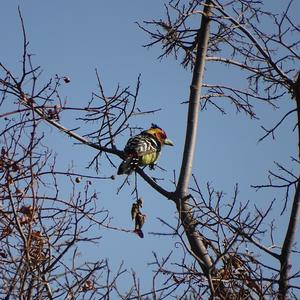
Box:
[164,139,174,146]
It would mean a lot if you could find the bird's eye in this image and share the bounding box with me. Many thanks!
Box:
[160,132,167,139]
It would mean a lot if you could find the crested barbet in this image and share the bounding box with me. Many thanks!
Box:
[117,124,174,175]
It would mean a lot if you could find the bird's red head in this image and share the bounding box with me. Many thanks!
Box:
[144,124,174,146]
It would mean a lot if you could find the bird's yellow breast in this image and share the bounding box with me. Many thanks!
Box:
[139,152,160,165]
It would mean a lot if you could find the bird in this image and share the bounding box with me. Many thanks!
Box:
[117,124,174,175]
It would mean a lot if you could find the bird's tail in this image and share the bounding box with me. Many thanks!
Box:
[117,157,138,175]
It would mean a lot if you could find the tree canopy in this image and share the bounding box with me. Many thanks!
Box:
[0,1,299,299]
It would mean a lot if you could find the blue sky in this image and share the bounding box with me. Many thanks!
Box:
[1,0,299,296]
